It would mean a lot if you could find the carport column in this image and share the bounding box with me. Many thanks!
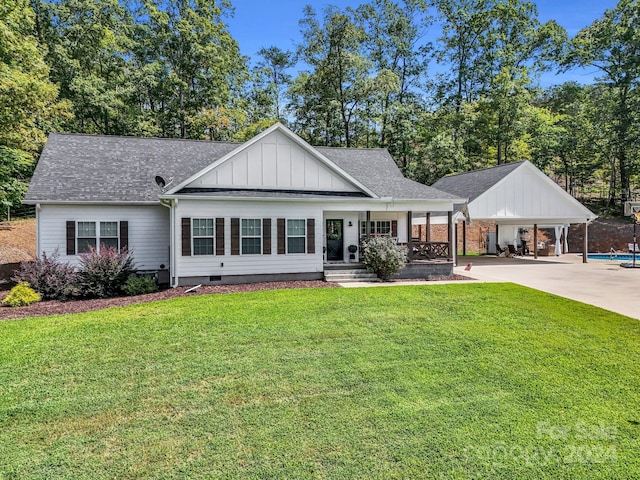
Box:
[407,211,413,263]
[583,222,588,263]
[426,212,431,242]
[448,211,454,264]
[533,224,538,259]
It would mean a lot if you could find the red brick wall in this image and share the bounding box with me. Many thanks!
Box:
[568,218,636,253]
[412,221,552,254]
[413,218,636,254]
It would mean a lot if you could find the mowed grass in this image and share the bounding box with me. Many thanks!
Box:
[1,284,639,479]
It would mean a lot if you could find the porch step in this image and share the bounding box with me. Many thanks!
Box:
[324,266,379,283]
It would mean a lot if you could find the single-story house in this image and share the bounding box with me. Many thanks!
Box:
[413,160,597,260]
[24,123,465,286]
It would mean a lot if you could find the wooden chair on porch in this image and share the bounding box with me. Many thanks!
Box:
[495,244,507,257]
[507,244,522,257]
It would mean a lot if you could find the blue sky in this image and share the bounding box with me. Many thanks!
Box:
[225,0,620,88]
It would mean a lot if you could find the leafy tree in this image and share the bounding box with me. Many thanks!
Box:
[355,0,429,165]
[480,0,566,164]
[33,0,135,135]
[563,0,640,206]
[408,131,466,185]
[433,0,491,110]
[291,5,397,147]
[539,83,601,197]
[133,0,248,139]
[0,0,67,209]
[254,46,295,122]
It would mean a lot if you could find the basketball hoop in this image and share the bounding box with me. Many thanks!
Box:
[624,201,640,216]
[623,202,640,268]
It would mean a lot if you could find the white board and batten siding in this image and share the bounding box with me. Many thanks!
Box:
[175,200,324,278]
[187,130,360,192]
[472,163,593,223]
[38,204,170,269]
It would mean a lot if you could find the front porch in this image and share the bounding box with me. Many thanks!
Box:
[323,210,455,263]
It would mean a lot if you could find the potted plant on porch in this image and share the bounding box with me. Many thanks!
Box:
[348,244,358,261]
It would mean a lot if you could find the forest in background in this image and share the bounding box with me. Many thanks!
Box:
[2,0,639,214]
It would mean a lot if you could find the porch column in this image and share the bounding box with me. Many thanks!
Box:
[496,224,499,247]
[426,212,431,242]
[533,224,538,259]
[462,221,467,256]
[366,210,371,242]
[583,222,588,263]
[448,211,454,263]
[407,211,413,263]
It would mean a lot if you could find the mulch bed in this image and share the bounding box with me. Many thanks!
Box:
[0,281,336,321]
[0,275,471,321]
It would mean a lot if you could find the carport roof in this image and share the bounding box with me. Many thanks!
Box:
[423,160,597,225]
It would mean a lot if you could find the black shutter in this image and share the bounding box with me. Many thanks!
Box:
[306,219,315,254]
[216,218,225,255]
[263,218,272,255]
[391,220,398,237]
[231,218,240,255]
[66,221,75,255]
[119,221,129,252]
[277,218,285,254]
[181,218,191,256]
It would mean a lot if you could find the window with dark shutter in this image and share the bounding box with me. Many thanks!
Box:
[277,218,285,254]
[231,218,240,255]
[66,221,76,255]
[263,218,272,255]
[306,219,315,254]
[216,218,225,255]
[181,218,191,256]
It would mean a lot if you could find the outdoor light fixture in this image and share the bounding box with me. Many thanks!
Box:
[348,221,353,227]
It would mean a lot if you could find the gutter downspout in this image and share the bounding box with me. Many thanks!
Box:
[35,203,41,258]
[160,198,178,288]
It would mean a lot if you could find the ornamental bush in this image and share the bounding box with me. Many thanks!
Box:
[13,251,78,300]
[361,236,406,281]
[122,274,158,296]
[2,282,41,307]
[76,246,136,298]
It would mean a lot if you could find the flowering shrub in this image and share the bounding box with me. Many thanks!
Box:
[13,251,78,300]
[361,236,406,281]
[76,246,136,298]
[2,282,41,307]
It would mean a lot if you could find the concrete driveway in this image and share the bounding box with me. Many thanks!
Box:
[454,254,640,320]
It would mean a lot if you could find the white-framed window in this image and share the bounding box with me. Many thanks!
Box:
[287,219,306,254]
[77,221,119,254]
[360,220,391,236]
[193,218,214,255]
[241,218,262,254]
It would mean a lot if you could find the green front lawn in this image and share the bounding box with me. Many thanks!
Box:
[1,284,639,479]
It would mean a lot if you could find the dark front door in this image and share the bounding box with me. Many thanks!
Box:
[326,219,344,261]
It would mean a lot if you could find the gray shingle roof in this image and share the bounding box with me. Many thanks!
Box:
[25,132,460,203]
[316,147,461,201]
[25,133,239,203]
[431,161,524,202]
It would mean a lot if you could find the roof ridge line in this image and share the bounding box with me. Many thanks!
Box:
[49,132,242,145]
[439,160,526,180]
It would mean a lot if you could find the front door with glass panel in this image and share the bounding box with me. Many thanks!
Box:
[326,219,344,261]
